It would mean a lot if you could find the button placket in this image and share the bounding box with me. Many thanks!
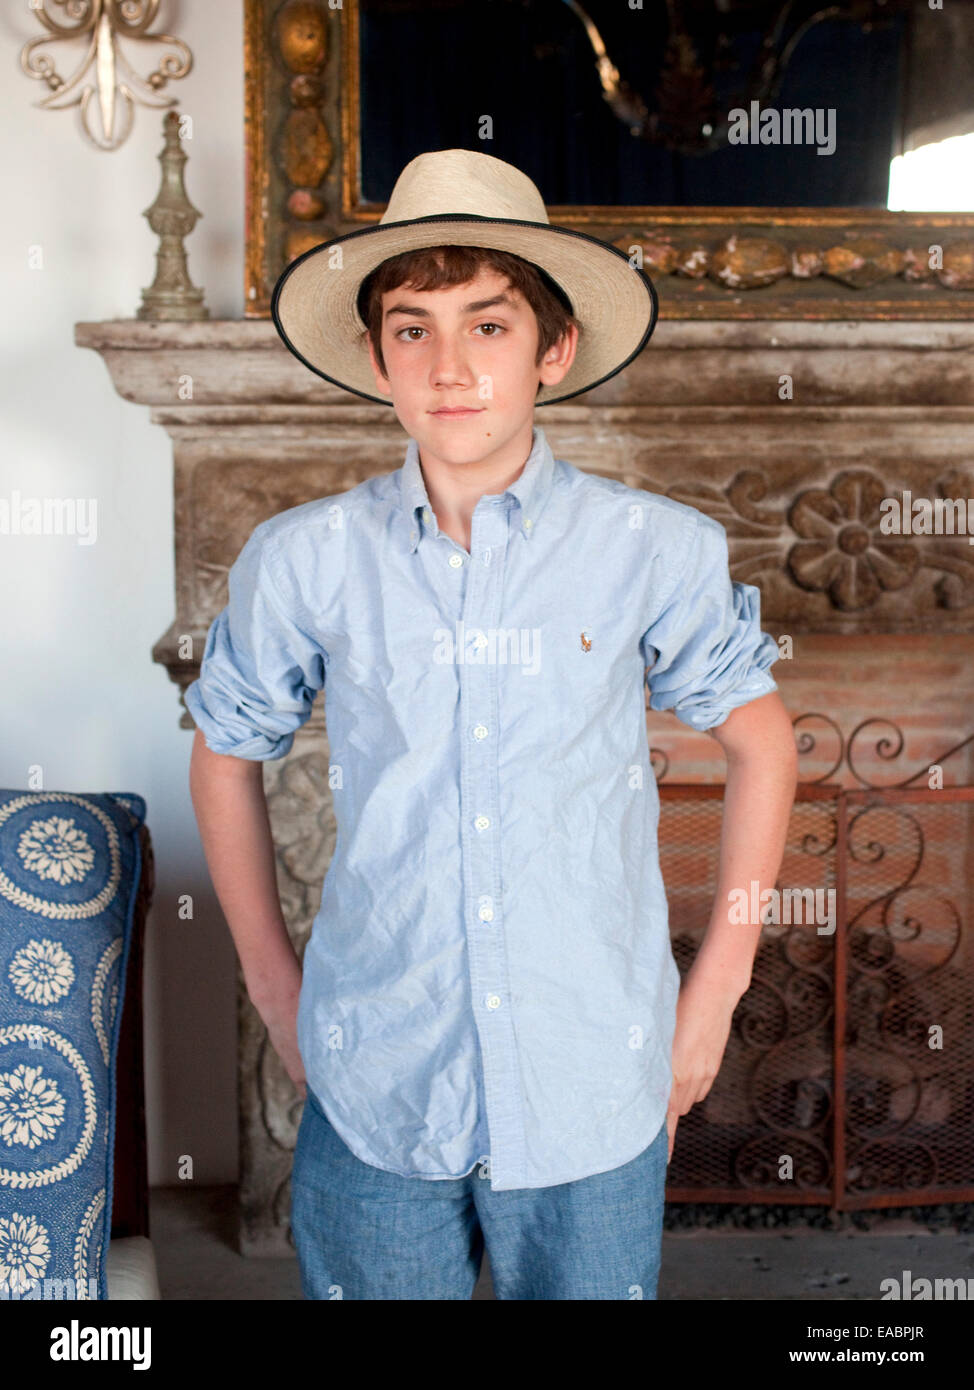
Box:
[456,499,526,1187]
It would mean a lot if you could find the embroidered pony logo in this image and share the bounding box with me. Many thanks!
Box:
[580,630,592,652]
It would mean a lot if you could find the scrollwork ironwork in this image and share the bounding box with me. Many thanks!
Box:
[792,713,974,789]
[20,0,192,150]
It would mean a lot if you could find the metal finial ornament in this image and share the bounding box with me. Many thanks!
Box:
[20,0,192,152]
[137,110,208,322]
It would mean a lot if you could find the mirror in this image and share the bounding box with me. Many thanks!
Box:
[243,0,974,315]
[356,0,974,211]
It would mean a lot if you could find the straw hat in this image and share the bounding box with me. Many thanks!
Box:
[270,148,658,407]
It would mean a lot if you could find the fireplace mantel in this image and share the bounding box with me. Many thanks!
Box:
[77,316,974,706]
[76,315,974,1252]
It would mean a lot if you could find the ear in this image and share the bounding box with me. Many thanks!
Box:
[538,322,580,390]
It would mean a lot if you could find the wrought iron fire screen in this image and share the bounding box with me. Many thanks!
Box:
[661,781,974,1210]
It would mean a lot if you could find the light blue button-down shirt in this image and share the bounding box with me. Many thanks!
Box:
[184,424,780,1191]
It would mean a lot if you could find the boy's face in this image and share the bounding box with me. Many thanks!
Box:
[366,265,578,465]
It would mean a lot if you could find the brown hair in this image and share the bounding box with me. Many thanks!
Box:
[356,245,581,395]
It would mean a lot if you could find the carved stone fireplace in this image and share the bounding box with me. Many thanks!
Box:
[77,315,974,1253]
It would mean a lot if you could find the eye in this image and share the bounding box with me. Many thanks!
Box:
[393,322,506,341]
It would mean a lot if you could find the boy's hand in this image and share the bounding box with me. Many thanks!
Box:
[665,968,742,1163]
[255,986,308,1101]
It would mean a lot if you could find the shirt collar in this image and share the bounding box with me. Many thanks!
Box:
[400,425,556,553]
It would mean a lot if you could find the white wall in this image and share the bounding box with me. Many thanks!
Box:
[1,1,245,1184]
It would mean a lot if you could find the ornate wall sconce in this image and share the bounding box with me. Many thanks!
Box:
[19,0,193,151]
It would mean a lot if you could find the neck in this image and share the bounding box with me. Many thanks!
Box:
[418,423,535,550]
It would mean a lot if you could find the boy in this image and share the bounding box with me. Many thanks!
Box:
[186,149,798,1300]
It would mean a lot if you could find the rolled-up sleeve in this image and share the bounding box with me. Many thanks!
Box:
[184,522,326,760]
[640,512,779,730]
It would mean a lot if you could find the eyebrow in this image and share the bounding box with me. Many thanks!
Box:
[383,292,519,321]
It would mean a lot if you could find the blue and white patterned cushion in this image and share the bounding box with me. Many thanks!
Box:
[0,791,146,1301]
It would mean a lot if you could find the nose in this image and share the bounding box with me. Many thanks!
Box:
[429,333,472,389]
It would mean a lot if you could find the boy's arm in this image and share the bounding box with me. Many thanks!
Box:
[183,523,328,1099]
[690,688,798,995]
[189,728,307,1096]
[637,509,800,1159]
[665,690,798,1159]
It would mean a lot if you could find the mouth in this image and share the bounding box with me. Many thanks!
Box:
[429,407,484,419]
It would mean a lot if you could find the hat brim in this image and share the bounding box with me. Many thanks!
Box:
[270,213,658,407]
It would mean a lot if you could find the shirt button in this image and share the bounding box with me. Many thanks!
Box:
[423,507,431,521]
[473,724,488,740]
[448,553,464,568]
[479,905,494,922]
[485,994,501,1010]
[524,518,533,530]
[472,632,488,649]
[474,816,490,831]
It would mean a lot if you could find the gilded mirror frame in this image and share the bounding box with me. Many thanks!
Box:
[244,0,974,319]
